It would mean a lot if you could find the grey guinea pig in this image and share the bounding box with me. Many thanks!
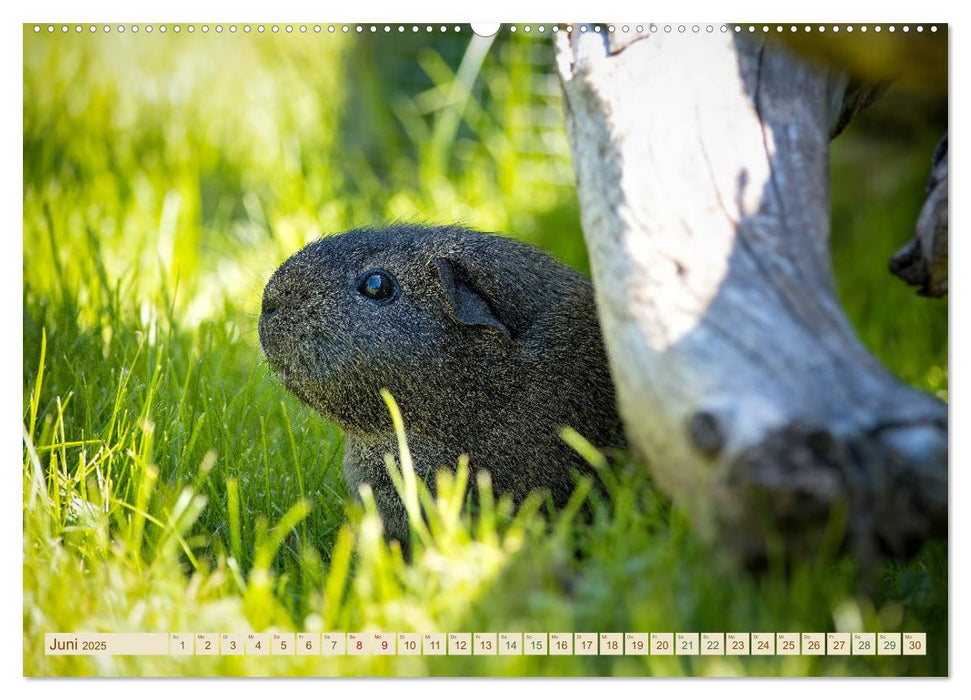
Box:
[258,224,626,545]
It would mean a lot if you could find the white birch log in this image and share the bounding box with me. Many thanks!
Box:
[556,28,947,563]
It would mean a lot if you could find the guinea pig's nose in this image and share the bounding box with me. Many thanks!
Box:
[261,288,283,318]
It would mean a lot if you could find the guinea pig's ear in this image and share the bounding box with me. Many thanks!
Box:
[433,257,511,342]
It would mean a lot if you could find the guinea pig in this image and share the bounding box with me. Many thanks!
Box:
[258,224,626,545]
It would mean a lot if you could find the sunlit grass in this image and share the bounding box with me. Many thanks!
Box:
[23,29,947,676]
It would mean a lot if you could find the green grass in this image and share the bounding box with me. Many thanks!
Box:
[22,28,947,676]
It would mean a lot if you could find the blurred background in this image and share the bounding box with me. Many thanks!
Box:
[23,25,947,676]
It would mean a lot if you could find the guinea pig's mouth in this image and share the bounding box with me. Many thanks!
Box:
[260,336,341,410]
[268,360,323,407]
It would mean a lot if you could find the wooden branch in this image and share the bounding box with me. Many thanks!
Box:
[828,77,888,139]
[890,134,948,297]
[556,29,947,564]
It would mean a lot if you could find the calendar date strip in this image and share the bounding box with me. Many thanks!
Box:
[44,632,926,657]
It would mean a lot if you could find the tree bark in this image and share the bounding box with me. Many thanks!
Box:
[556,28,947,564]
[890,134,948,297]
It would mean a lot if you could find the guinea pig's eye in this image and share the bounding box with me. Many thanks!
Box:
[356,269,399,303]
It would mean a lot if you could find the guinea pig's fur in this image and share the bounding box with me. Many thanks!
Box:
[259,224,625,545]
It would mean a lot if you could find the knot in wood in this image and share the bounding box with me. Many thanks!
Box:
[688,410,724,457]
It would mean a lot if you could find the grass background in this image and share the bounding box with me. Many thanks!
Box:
[22,25,948,676]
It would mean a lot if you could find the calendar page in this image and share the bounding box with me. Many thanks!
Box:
[22,16,949,679]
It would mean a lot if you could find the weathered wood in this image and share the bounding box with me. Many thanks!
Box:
[556,29,947,564]
[828,77,888,139]
[890,134,948,297]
